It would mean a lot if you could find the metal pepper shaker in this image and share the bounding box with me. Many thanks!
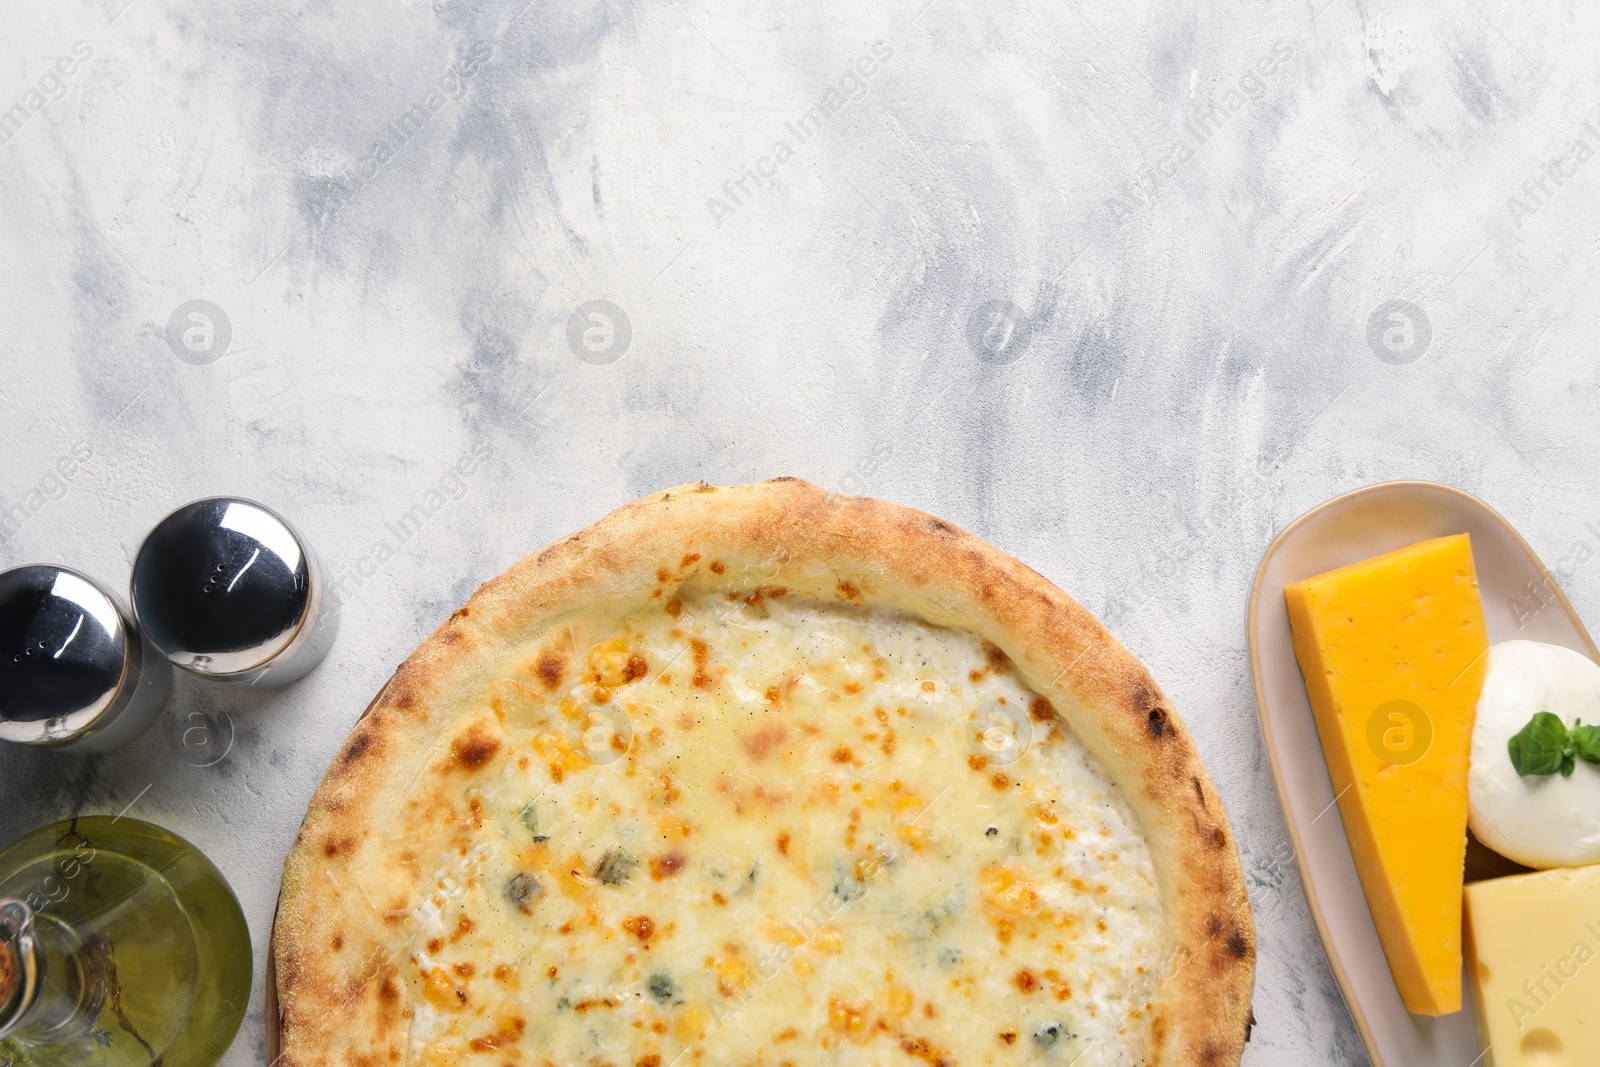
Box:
[0,565,173,752]
[130,497,337,686]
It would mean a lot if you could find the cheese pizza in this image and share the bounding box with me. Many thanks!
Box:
[272,480,1253,1067]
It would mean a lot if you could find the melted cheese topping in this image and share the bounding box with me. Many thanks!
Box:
[403,590,1163,1067]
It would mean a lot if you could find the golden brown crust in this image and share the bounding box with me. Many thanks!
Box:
[272,479,1254,1067]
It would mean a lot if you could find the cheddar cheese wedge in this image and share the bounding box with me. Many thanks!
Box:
[1285,534,1489,1016]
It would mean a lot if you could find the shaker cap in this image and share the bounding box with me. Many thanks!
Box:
[0,566,131,744]
[131,498,313,676]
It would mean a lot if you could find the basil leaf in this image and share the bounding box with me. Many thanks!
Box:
[1508,712,1572,777]
[1572,721,1600,766]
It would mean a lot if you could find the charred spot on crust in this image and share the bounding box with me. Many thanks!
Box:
[680,553,700,568]
[378,973,399,1003]
[767,476,800,483]
[836,581,862,601]
[623,655,648,682]
[451,606,470,620]
[1192,777,1208,809]
[1227,928,1251,959]
[330,933,344,950]
[450,727,502,770]
[341,731,375,767]
[323,835,355,858]
[536,652,567,690]
[1211,827,1227,849]
[709,561,726,574]
[1132,683,1172,738]
[1029,696,1056,723]
[1147,707,1170,738]
[928,519,954,534]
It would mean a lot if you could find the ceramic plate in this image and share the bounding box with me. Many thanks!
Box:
[1247,480,1597,1067]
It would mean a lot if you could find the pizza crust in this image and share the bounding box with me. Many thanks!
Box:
[273,478,1254,1066]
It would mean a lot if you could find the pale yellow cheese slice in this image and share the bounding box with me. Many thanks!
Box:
[1465,864,1600,1065]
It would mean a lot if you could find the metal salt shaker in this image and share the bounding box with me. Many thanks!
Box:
[0,565,173,752]
[130,497,337,686]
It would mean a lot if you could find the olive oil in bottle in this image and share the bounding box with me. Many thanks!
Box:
[0,817,250,1067]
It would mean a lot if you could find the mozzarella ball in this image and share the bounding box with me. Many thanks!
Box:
[1469,640,1600,869]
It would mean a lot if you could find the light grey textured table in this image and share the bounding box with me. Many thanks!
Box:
[4,1,1598,1063]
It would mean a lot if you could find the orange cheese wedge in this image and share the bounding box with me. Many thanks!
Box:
[1284,534,1488,1016]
